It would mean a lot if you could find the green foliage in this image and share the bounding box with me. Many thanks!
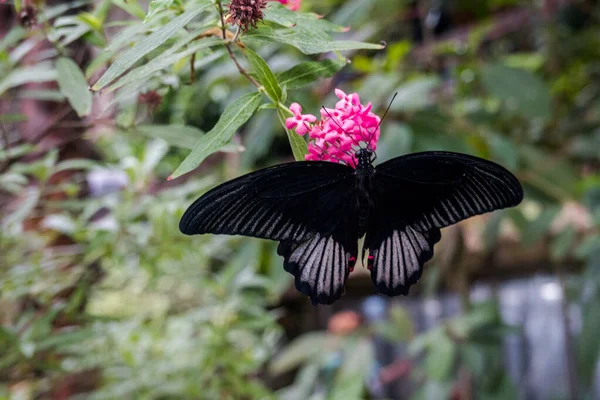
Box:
[91,5,211,91]
[170,91,262,178]
[56,57,93,116]
[1,0,600,398]
[480,64,552,120]
[277,58,346,90]
[245,48,283,102]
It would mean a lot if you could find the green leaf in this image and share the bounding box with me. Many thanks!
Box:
[269,332,329,375]
[170,92,262,179]
[461,345,486,378]
[105,36,224,92]
[277,106,307,161]
[411,381,452,400]
[241,111,276,168]
[486,132,518,170]
[0,27,26,54]
[76,12,103,32]
[105,21,151,52]
[551,225,577,261]
[19,89,65,102]
[0,114,28,123]
[263,5,346,33]
[145,0,175,22]
[110,0,146,19]
[373,304,414,342]
[575,234,600,260]
[577,294,600,387]
[245,25,384,55]
[91,5,209,91]
[480,64,552,120]
[245,48,282,102]
[502,52,545,71]
[0,63,57,96]
[337,339,373,381]
[423,333,455,380]
[390,77,440,112]
[56,57,92,117]
[277,58,346,90]
[519,145,578,201]
[55,158,99,173]
[522,205,560,246]
[39,0,91,22]
[375,122,413,164]
[135,124,204,149]
[2,187,40,228]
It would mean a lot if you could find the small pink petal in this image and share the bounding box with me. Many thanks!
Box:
[335,88,347,99]
[296,123,309,135]
[290,102,302,115]
[285,118,298,129]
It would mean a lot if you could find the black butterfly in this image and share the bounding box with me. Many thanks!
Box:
[180,149,523,305]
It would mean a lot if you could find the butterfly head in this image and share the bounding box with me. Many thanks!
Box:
[356,148,375,169]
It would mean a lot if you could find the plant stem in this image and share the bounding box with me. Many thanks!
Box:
[216,0,261,88]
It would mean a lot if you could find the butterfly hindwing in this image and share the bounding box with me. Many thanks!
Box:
[179,161,356,241]
[278,227,358,305]
[365,151,523,297]
[365,222,441,296]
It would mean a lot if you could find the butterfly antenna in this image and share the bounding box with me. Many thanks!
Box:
[321,106,362,148]
[367,92,397,151]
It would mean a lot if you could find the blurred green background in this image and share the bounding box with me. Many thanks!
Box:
[1,0,600,398]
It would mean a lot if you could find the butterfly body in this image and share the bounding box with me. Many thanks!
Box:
[180,151,523,305]
[352,148,376,236]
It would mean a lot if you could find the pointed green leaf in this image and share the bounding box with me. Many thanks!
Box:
[145,0,175,22]
[0,27,26,54]
[245,25,384,55]
[76,12,103,32]
[277,107,307,161]
[91,5,209,91]
[135,124,204,149]
[390,76,440,112]
[110,0,146,19]
[277,58,346,90]
[56,57,92,117]
[170,92,262,179]
[0,63,57,95]
[269,332,329,375]
[481,64,552,120]
[106,36,224,92]
[264,4,346,33]
[245,48,282,102]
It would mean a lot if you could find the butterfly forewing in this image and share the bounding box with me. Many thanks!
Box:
[374,151,523,229]
[180,161,360,305]
[179,161,356,241]
[365,151,523,296]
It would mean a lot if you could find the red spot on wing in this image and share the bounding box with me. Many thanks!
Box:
[348,256,356,272]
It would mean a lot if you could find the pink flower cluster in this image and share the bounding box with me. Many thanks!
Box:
[276,0,301,11]
[285,89,381,167]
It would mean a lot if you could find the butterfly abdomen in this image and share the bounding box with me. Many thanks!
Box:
[356,169,375,237]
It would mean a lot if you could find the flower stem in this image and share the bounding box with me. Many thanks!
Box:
[216,0,261,88]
